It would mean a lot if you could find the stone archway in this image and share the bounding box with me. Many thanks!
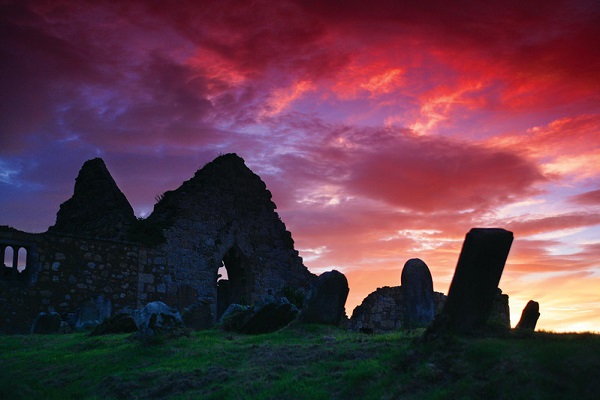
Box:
[216,244,254,319]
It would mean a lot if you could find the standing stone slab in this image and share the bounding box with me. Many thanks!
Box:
[401,258,434,328]
[516,300,540,332]
[300,270,349,325]
[430,228,513,335]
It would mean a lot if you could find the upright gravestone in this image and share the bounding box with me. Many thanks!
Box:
[133,301,184,335]
[32,312,62,334]
[401,258,434,328]
[427,228,513,336]
[76,300,100,330]
[516,300,540,332]
[239,296,299,334]
[300,270,349,325]
[182,300,213,331]
[90,313,138,336]
[487,288,511,331]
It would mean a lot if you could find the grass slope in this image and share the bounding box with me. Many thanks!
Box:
[1,324,599,399]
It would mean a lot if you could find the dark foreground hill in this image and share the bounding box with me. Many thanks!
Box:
[1,325,599,399]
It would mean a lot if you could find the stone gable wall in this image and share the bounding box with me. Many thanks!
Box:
[149,154,315,318]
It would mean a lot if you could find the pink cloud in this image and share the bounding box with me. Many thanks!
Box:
[504,213,600,237]
[347,134,545,212]
[570,190,600,206]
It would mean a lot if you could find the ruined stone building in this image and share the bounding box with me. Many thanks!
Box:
[0,154,315,333]
[349,257,511,334]
[349,259,446,333]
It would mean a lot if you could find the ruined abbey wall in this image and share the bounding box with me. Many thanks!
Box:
[145,153,315,320]
[0,154,315,333]
[0,227,180,333]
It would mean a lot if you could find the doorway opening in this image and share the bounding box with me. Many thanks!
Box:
[216,245,253,320]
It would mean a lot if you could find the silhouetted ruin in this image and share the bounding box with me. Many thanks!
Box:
[426,228,513,337]
[401,258,435,328]
[350,235,514,335]
[516,300,540,333]
[1,155,533,336]
[48,158,136,241]
[0,154,316,333]
[350,259,442,332]
[300,270,349,325]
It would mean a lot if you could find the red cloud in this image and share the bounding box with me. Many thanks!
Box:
[570,190,600,206]
[347,134,545,212]
[297,0,600,85]
[145,0,346,82]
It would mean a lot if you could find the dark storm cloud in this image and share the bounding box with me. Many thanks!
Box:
[0,1,103,152]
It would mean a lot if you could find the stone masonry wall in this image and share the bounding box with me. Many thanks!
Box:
[349,286,447,333]
[349,285,509,333]
[0,227,176,333]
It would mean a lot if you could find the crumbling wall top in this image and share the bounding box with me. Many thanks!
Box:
[48,158,135,241]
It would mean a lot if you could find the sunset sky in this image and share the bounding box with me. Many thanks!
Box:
[1,0,599,332]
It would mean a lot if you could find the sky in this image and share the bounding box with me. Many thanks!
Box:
[1,0,599,332]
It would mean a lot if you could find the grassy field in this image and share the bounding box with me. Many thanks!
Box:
[1,324,599,399]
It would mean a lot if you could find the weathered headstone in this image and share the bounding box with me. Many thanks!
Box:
[90,312,138,336]
[95,295,112,322]
[219,304,252,332]
[76,300,100,330]
[219,297,299,334]
[76,296,111,331]
[133,301,184,335]
[182,300,213,330]
[401,258,434,328]
[176,284,198,310]
[240,297,299,334]
[427,228,513,336]
[300,270,349,325]
[487,288,511,331]
[32,312,62,334]
[59,321,73,334]
[516,300,540,332]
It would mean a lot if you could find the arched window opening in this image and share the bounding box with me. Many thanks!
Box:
[17,247,27,273]
[3,246,14,278]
